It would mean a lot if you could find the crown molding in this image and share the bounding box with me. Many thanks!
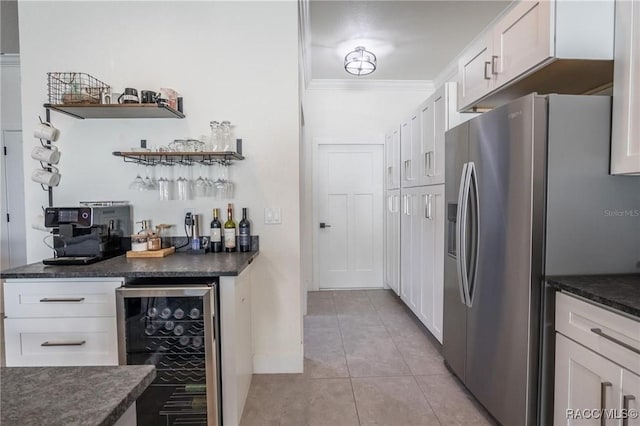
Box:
[307,79,434,92]
[0,54,20,67]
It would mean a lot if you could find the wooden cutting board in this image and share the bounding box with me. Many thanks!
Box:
[126,246,175,258]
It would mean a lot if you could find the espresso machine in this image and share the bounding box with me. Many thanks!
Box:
[43,205,132,265]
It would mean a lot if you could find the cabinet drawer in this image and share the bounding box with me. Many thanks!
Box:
[4,279,122,318]
[4,317,118,366]
[556,292,640,374]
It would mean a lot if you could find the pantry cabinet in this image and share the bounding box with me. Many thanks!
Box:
[3,278,122,366]
[384,190,400,296]
[457,0,615,111]
[611,0,640,175]
[400,185,445,341]
[554,292,640,425]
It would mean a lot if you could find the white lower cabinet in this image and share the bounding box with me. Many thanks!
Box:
[400,185,445,342]
[385,190,400,296]
[3,278,122,367]
[554,293,640,425]
[554,334,622,426]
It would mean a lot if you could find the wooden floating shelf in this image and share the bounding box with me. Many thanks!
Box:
[112,151,245,166]
[44,103,185,119]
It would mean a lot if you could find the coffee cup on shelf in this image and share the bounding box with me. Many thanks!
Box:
[33,122,59,141]
[118,88,139,104]
[31,166,61,187]
[31,145,61,164]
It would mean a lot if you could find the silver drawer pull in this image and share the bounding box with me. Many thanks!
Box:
[623,395,636,426]
[40,297,85,303]
[41,340,86,347]
[591,328,640,355]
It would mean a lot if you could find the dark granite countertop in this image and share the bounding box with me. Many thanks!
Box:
[547,274,640,318]
[0,365,155,426]
[0,251,258,279]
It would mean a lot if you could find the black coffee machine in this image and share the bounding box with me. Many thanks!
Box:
[43,205,132,265]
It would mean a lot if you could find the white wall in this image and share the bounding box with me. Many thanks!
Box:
[18,1,302,373]
[301,83,433,290]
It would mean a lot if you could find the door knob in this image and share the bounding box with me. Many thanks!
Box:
[319,223,331,229]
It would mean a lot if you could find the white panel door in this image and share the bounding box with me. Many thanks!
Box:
[400,190,413,306]
[554,334,622,426]
[317,144,384,289]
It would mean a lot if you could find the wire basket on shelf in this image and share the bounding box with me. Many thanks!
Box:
[47,72,110,105]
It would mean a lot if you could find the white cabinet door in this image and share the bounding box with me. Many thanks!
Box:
[415,185,445,342]
[554,334,623,426]
[391,128,401,188]
[400,190,416,309]
[385,130,401,190]
[622,369,640,426]
[492,0,552,87]
[385,190,400,296]
[458,32,495,111]
[400,119,412,186]
[430,87,447,186]
[419,99,434,187]
[611,0,640,175]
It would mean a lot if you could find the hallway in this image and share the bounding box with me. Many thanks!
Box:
[240,290,494,425]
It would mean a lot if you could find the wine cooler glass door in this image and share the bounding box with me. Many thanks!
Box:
[116,286,220,426]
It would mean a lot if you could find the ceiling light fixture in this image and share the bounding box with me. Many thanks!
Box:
[344,46,377,76]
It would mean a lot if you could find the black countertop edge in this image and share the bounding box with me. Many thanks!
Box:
[546,274,640,318]
[0,250,258,279]
[0,365,156,426]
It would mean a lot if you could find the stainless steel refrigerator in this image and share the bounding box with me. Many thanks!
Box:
[443,94,640,426]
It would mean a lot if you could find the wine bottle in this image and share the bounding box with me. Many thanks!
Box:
[224,203,237,252]
[239,208,251,252]
[210,208,222,253]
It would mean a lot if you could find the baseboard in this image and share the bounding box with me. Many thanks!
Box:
[253,349,303,374]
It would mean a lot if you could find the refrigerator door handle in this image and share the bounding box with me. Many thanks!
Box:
[466,162,480,308]
[456,163,470,306]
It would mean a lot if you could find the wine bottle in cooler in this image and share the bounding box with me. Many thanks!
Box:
[239,208,251,252]
[224,203,237,252]
[210,208,222,253]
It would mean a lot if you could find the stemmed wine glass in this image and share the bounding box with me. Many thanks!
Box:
[129,165,146,191]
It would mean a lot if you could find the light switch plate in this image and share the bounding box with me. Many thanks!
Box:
[264,208,282,224]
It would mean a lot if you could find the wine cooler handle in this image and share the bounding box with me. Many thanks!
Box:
[41,340,86,347]
[40,297,85,303]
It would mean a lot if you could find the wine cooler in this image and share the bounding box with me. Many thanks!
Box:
[116,278,221,426]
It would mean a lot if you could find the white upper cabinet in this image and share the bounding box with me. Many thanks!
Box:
[418,99,434,187]
[385,127,401,189]
[611,0,640,175]
[458,32,495,111]
[400,113,419,187]
[492,0,552,87]
[458,0,615,112]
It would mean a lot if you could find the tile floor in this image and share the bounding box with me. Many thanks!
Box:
[240,289,496,426]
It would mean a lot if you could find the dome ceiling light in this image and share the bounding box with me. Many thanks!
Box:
[344,46,377,76]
